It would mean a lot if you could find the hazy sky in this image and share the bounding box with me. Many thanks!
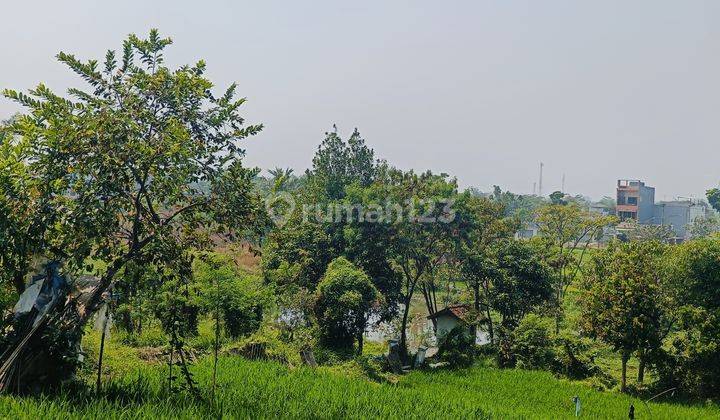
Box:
[1,1,718,199]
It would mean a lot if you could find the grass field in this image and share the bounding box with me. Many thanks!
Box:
[0,351,717,419]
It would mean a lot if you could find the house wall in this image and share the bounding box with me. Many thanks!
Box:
[654,202,708,238]
[436,316,460,339]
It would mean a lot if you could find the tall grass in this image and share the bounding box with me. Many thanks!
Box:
[0,356,717,419]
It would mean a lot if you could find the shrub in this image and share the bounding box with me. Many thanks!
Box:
[195,254,270,339]
[511,314,555,370]
[314,257,380,353]
[438,325,477,368]
[499,314,600,380]
[552,331,601,379]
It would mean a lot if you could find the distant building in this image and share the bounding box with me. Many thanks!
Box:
[515,222,540,239]
[589,203,614,217]
[616,179,709,240]
[616,180,655,223]
[653,200,708,239]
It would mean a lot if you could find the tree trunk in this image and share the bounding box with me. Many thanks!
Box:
[399,296,412,363]
[485,305,494,346]
[479,279,495,345]
[357,333,364,356]
[621,352,629,393]
[554,288,562,334]
[637,350,646,383]
[470,284,480,338]
[422,281,438,333]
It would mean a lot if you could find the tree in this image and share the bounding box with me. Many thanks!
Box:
[535,203,616,332]
[491,240,553,329]
[660,237,720,398]
[195,254,269,339]
[549,191,566,205]
[0,30,264,388]
[381,169,458,360]
[262,128,400,322]
[706,188,720,213]
[489,186,545,226]
[314,257,381,354]
[456,193,516,344]
[626,220,675,243]
[579,241,670,392]
[687,214,720,239]
[0,117,59,297]
[305,127,376,200]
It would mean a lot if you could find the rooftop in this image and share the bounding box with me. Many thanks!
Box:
[427,304,471,322]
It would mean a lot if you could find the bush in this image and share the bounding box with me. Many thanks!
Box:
[552,331,601,379]
[654,308,720,399]
[314,257,380,352]
[195,254,271,339]
[511,314,555,370]
[438,326,477,368]
[499,314,600,380]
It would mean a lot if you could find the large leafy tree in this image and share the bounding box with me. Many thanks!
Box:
[535,203,616,332]
[579,241,670,392]
[376,169,458,359]
[456,192,515,343]
[661,237,720,397]
[1,30,264,384]
[490,240,553,330]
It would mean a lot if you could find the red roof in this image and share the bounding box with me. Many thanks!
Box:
[427,304,471,322]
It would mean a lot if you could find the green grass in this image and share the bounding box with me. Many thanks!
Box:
[0,354,717,419]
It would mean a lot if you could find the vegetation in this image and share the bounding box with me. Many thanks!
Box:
[1,28,720,418]
[314,257,380,354]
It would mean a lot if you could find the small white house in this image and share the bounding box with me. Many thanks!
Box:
[427,304,473,339]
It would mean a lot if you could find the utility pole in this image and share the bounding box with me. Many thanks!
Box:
[561,173,565,193]
[538,162,544,197]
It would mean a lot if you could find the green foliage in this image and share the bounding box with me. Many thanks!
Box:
[535,203,617,331]
[579,240,671,391]
[706,188,720,213]
[491,240,553,328]
[489,185,546,225]
[687,214,720,239]
[306,127,376,200]
[2,29,265,327]
[437,325,477,368]
[511,314,556,370]
[194,254,270,339]
[549,191,567,205]
[552,331,602,380]
[658,238,720,398]
[500,315,601,380]
[262,127,399,318]
[314,257,380,351]
[625,220,675,243]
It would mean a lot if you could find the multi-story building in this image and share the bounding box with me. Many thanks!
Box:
[616,179,710,240]
[616,180,655,223]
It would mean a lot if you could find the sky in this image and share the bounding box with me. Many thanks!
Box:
[1,1,718,200]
